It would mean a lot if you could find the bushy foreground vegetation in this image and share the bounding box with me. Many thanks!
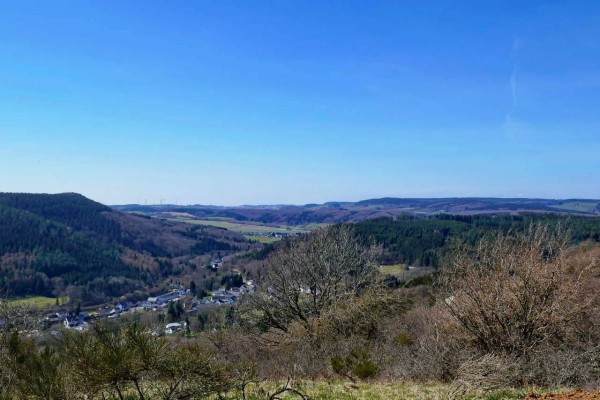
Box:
[0,321,230,400]
[0,223,598,399]
[232,224,599,393]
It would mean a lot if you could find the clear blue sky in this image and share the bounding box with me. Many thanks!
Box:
[1,1,599,205]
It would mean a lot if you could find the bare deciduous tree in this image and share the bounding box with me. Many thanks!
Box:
[244,225,381,334]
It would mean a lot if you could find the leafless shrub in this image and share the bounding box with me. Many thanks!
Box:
[383,304,469,382]
[316,286,407,341]
[446,353,519,398]
[266,377,308,400]
[520,344,600,388]
[435,223,599,387]
[438,224,595,357]
[0,297,40,334]
[0,294,45,400]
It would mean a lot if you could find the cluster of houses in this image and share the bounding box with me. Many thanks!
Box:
[46,281,255,334]
[43,311,92,331]
[145,288,188,308]
[244,232,288,240]
[193,285,251,307]
[142,283,253,309]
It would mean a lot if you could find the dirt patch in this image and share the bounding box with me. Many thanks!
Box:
[525,390,600,400]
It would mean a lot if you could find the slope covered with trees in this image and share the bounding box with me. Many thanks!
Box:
[353,214,600,266]
[0,193,254,303]
[242,213,600,270]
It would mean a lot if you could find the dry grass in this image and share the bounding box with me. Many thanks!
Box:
[231,380,545,400]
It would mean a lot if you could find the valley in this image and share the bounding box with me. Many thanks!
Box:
[1,193,600,399]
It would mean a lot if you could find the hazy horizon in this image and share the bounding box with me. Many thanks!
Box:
[1,1,599,205]
[56,192,600,208]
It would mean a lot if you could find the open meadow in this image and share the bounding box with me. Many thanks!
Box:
[163,215,324,243]
[8,296,69,308]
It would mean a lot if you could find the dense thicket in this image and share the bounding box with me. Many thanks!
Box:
[227,224,600,391]
[191,237,236,254]
[0,322,232,400]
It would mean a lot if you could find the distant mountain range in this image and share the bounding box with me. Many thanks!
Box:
[113,197,600,225]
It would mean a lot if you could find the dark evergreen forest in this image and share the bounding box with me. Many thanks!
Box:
[353,214,600,266]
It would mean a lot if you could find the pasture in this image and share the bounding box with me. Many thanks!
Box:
[244,235,282,244]
[550,201,599,213]
[8,296,69,309]
[170,216,314,235]
[378,264,407,276]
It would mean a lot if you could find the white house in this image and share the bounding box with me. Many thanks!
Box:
[165,322,182,334]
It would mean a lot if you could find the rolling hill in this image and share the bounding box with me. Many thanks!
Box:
[4,194,599,304]
[113,197,600,227]
[0,193,254,304]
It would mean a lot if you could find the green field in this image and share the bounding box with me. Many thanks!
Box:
[186,219,290,233]
[244,235,282,244]
[171,217,315,235]
[378,264,407,276]
[550,201,599,213]
[8,296,69,309]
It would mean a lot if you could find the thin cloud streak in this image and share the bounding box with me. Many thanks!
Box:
[510,36,520,108]
[510,66,518,108]
[505,35,529,142]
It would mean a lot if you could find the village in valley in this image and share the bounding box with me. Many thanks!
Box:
[44,258,255,335]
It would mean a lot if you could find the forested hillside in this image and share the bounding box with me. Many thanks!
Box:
[243,214,600,268]
[0,192,120,237]
[353,214,600,266]
[0,193,254,303]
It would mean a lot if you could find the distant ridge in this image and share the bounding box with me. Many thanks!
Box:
[112,197,600,225]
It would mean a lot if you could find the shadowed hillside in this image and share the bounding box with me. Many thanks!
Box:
[0,193,255,303]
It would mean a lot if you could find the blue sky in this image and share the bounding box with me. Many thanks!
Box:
[1,1,599,205]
